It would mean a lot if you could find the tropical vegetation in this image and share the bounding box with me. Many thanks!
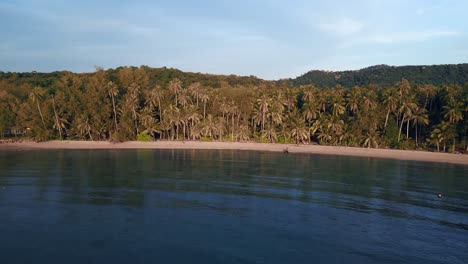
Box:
[0,66,467,153]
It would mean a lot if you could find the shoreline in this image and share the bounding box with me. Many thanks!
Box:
[1,140,467,165]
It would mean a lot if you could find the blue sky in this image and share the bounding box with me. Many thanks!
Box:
[1,0,467,79]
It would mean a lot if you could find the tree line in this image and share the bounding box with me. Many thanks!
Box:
[0,66,467,152]
[291,63,468,88]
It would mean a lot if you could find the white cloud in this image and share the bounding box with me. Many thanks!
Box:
[318,18,364,36]
[364,31,461,44]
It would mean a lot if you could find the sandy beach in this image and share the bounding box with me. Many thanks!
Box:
[1,140,467,165]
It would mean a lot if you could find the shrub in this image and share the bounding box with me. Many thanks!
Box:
[137,130,153,142]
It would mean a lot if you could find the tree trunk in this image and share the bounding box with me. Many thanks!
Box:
[158,99,163,122]
[133,110,138,137]
[406,120,410,139]
[36,101,46,129]
[52,96,62,139]
[415,125,418,147]
[182,123,186,140]
[203,103,206,119]
[384,110,390,128]
[231,115,234,141]
[398,117,405,142]
[262,113,265,131]
[112,96,118,131]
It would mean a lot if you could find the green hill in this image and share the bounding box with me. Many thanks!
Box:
[290,64,468,87]
[0,66,267,94]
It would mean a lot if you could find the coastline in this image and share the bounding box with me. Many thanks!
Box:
[1,140,467,165]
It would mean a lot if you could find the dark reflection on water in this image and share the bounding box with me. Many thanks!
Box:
[0,149,467,264]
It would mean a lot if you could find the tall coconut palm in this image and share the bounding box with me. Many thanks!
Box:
[188,82,201,107]
[418,84,436,109]
[257,94,270,131]
[202,114,217,140]
[398,99,417,142]
[178,89,191,108]
[383,88,398,128]
[199,90,210,119]
[442,99,463,151]
[76,115,93,141]
[186,105,202,139]
[411,106,429,146]
[169,78,182,106]
[428,122,456,152]
[302,86,316,103]
[125,83,141,137]
[288,110,308,144]
[164,105,181,140]
[51,94,66,139]
[106,81,119,131]
[283,89,297,112]
[346,87,361,115]
[331,99,346,118]
[443,99,463,124]
[146,86,164,122]
[28,87,46,129]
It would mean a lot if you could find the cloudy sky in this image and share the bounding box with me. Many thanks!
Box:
[1,0,467,79]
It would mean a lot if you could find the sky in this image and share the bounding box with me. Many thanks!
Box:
[0,0,467,79]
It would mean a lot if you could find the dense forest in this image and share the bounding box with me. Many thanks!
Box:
[0,65,467,152]
[291,64,468,88]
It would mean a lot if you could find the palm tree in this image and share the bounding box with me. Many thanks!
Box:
[283,89,296,112]
[236,124,250,141]
[288,110,308,144]
[316,89,329,113]
[76,115,93,141]
[125,82,141,137]
[186,105,202,140]
[228,102,239,141]
[418,84,436,109]
[169,78,182,106]
[202,114,217,140]
[443,99,463,151]
[302,86,316,103]
[51,94,65,139]
[398,99,417,142]
[331,99,346,118]
[428,122,456,152]
[28,87,46,129]
[443,99,463,124]
[383,88,398,128]
[346,87,361,115]
[257,94,270,131]
[398,79,412,98]
[262,123,278,143]
[146,86,165,122]
[178,89,191,108]
[411,106,429,146]
[164,105,181,140]
[363,130,380,148]
[199,90,210,119]
[215,117,226,140]
[106,81,119,131]
[188,82,201,107]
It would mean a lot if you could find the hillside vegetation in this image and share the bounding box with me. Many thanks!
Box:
[291,64,468,87]
[0,65,467,152]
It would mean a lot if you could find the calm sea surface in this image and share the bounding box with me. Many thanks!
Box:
[0,149,467,263]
